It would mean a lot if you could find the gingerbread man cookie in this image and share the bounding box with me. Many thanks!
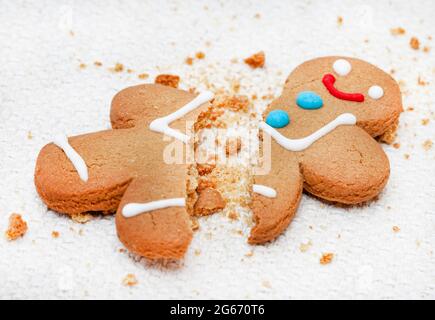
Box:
[249,56,402,244]
[35,84,215,259]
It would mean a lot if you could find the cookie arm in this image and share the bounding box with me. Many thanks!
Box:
[300,125,390,204]
[249,139,303,244]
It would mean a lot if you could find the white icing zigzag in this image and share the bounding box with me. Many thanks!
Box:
[260,113,356,152]
[149,91,214,143]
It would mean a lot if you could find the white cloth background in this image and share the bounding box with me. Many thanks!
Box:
[0,0,434,299]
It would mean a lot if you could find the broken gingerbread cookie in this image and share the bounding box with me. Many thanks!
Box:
[35,84,214,259]
[250,56,402,244]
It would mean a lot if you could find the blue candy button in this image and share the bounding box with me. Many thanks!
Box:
[266,110,290,128]
[296,91,323,110]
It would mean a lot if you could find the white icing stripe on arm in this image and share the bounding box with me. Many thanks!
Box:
[253,184,277,198]
[53,134,89,182]
[149,91,214,143]
[260,113,356,152]
[122,198,186,218]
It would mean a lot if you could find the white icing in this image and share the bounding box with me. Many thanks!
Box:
[368,85,384,99]
[149,91,214,143]
[253,184,277,198]
[333,59,352,76]
[53,134,88,182]
[122,185,277,217]
[260,113,357,152]
[122,198,185,218]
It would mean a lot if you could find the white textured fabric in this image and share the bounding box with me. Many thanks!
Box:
[0,0,434,299]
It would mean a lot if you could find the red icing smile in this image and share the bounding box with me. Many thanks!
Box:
[322,74,364,102]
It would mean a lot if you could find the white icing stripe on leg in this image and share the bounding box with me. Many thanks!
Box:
[149,91,214,143]
[53,134,89,182]
[122,198,186,218]
[253,184,277,198]
[260,113,356,152]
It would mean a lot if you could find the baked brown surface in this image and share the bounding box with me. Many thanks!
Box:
[250,56,402,243]
[35,84,210,259]
[34,56,403,259]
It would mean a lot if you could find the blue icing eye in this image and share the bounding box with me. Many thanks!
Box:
[266,110,290,128]
[296,91,323,110]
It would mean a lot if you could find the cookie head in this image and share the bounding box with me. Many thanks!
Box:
[278,56,402,137]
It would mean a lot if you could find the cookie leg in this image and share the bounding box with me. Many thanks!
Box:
[300,125,390,204]
[116,177,193,260]
[249,141,303,244]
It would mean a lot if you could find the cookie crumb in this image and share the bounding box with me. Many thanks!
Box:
[392,226,400,233]
[393,142,400,149]
[418,76,428,86]
[79,63,86,69]
[235,229,243,236]
[51,231,60,238]
[244,51,265,69]
[122,274,138,286]
[254,13,261,19]
[5,213,28,241]
[71,212,93,224]
[225,137,242,156]
[231,80,241,94]
[185,57,194,65]
[337,16,343,26]
[127,68,134,74]
[112,63,124,73]
[195,51,205,59]
[320,253,334,265]
[119,248,126,253]
[27,131,33,140]
[193,188,226,215]
[299,240,312,253]
[261,280,272,289]
[407,106,414,111]
[390,27,405,36]
[410,37,420,50]
[421,118,430,126]
[227,210,239,221]
[245,251,254,257]
[423,46,430,53]
[137,73,149,80]
[404,153,410,159]
[194,249,201,256]
[94,61,102,67]
[191,218,200,231]
[423,139,433,150]
[155,74,180,88]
